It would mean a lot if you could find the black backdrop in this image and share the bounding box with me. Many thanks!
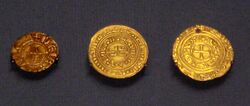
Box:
[0,0,249,106]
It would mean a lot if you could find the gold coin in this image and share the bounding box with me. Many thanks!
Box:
[11,32,59,73]
[172,25,234,81]
[88,25,148,79]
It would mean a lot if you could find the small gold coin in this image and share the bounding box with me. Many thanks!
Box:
[88,25,148,79]
[172,25,234,81]
[11,32,59,73]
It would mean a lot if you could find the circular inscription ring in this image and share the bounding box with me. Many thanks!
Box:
[89,25,148,79]
[172,25,234,81]
[11,32,59,72]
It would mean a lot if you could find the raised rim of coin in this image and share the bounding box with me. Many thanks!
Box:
[11,32,59,73]
[88,25,149,79]
[172,25,234,81]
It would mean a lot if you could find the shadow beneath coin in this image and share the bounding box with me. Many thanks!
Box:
[86,60,145,88]
[170,59,232,90]
[10,60,58,80]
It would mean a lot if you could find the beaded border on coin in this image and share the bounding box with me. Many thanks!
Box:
[88,25,149,79]
[11,32,59,73]
[172,25,234,81]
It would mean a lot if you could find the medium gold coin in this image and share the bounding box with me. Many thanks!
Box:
[172,25,234,81]
[11,32,59,73]
[88,25,148,79]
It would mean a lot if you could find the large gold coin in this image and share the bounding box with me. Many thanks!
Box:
[172,25,234,81]
[88,25,148,79]
[11,32,59,73]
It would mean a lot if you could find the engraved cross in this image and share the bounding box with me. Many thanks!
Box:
[193,44,210,59]
[29,45,46,62]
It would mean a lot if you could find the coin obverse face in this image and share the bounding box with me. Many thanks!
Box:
[11,32,59,73]
[172,25,234,81]
[89,25,148,79]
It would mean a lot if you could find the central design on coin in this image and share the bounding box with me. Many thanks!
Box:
[22,42,48,66]
[183,36,220,69]
[100,36,137,70]
[192,43,211,60]
[107,43,129,62]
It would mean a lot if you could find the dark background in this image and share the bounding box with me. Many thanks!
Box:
[0,0,249,106]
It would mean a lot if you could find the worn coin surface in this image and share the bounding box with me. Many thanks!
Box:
[172,25,234,81]
[11,32,59,73]
[89,25,148,79]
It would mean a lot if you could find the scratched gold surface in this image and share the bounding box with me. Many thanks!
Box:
[88,25,148,79]
[172,25,234,81]
[11,32,59,73]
